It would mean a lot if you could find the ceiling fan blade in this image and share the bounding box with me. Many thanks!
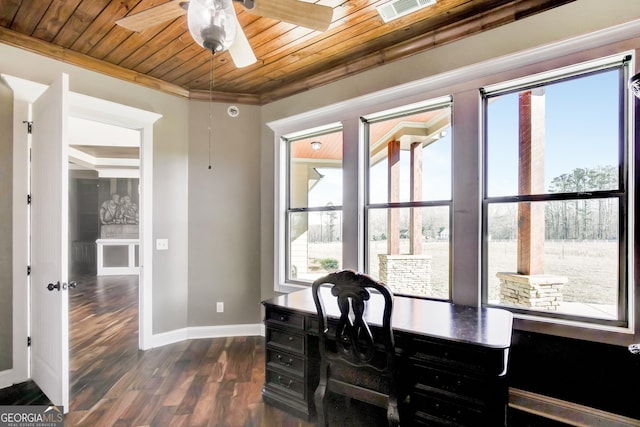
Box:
[250,0,333,32]
[116,0,187,32]
[228,21,257,68]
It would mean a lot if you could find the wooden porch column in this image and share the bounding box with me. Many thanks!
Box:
[410,141,422,254]
[388,140,400,255]
[517,88,545,275]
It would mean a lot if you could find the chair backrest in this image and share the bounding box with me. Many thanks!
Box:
[312,270,395,372]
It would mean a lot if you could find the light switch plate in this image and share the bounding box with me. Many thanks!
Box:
[156,238,169,250]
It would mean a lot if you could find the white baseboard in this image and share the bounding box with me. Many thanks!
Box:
[509,388,640,427]
[151,323,264,348]
[188,324,263,340]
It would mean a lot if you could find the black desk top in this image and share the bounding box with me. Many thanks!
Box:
[263,288,513,349]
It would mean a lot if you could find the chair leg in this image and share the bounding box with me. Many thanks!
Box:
[315,362,330,427]
[387,403,399,427]
[387,396,400,427]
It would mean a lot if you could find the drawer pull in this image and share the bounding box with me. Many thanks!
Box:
[288,336,294,342]
[277,354,293,367]
[279,315,288,322]
[277,375,293,388]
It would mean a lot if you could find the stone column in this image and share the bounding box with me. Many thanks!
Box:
[379,254,432,295]
[497,273,567,310]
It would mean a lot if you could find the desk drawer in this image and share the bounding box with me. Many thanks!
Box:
[266,348,305,373]
[412,386,483,426]
[267,328,305,354]
[266,308,305,330]
[265,369,305,399]
[411,339,505,375]
[411,363,484,402]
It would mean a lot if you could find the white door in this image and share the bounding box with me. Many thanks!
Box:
[30,73,70,412]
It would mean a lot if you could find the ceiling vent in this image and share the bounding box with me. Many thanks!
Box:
[376,0,436,23]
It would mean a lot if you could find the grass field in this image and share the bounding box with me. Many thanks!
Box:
[307,240,619,305]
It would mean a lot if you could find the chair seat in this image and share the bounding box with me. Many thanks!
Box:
[330,363,391,396]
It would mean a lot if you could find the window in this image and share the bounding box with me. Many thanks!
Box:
[284,125,343,283]
[482,56,631,326]
[272,34,637,342]
[363,101,452,299]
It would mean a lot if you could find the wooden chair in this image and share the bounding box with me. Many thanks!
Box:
[312,270,400,426]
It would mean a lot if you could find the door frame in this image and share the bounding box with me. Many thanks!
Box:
[3,75,161,390]
[68,92,161,350]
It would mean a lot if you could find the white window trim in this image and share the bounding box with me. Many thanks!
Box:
[481,54,634,334]
[266,19,640,345]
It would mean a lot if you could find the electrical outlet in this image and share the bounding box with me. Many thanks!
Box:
[156,238,169,250]
[216,302,224,313]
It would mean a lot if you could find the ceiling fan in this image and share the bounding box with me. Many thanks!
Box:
[116,0,334,68]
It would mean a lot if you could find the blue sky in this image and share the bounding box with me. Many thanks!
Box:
[487,70,620,196]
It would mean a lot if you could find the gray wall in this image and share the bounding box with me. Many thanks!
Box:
[0,39,263,339]
[187,101,262,326]
[0,76,13,371]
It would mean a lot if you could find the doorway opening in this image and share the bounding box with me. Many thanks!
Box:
[67,118,142,411]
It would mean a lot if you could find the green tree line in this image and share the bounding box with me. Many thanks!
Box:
[546,165,618,240]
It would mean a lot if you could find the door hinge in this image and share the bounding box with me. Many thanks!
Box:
[27,336,31,347]
[27,194,31,205]
[27,265,31,276]
[22,120,33,134]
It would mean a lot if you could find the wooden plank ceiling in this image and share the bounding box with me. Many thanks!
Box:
[0,0,574,105]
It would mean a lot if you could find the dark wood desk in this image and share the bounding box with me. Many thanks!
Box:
[262,288,513,426]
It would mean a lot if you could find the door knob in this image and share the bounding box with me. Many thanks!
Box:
[61,281,77,290]
[47,281,61,291]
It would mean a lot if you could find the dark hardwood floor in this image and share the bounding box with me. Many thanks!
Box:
[0,273,568,426]
[1,275,312,426]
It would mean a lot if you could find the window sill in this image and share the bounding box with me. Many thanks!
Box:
[276,282,309,294]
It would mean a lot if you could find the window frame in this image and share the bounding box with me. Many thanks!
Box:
[267,27,639,344]
[281,123,344,286]
[480,55,633,327]
[361,98,454,300]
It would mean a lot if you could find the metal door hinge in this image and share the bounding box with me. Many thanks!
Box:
[27,336,31,347]
[27,265,31,276]
[27,194,31,205]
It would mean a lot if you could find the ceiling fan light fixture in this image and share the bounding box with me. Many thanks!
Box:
[188,0,237,53]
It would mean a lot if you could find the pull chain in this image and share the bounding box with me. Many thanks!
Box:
[208,51,214,170]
